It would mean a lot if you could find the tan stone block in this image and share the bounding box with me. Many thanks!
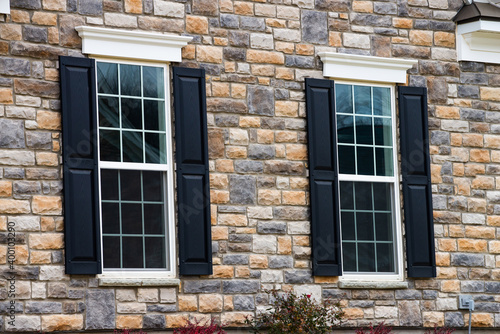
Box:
[247,50,285,64]
[218,214,247,226]
[258,77,270,85]
[234,1,253,15]
[36,152,58,167]
[187,15,209,34]
[409,30,433,46]
[0,181,12,197]
[37,110,61,130]
[43,0,67,11]
[485,135,500,148]
[0,245,6,264]
[257,129,274,144]
[11,10,30,23]
[249,254,268,268]
[214,37,228,46]
[462,133,483,147]
[210,174,228,189]
[393,17,413,29]
[212,82,230,97]
[266,18,286,28]
[392,36,409,44]
[225,61,236,72]
[197,46,223,63]
[166,314,189,328]
[30,250,52,264]
[457,239,487,252]
[258,189,281,205]
[32,196,62,215]
[472,176,494,189]
[182,45,196,60]
[210,190,229,204]
[429,145,438,155]
[467,313,493,327]
[212,265,233,278]
[226,146,247,159]
[464,164,485,176]
[48,27,59,44]
[329,32,342,47]
[211,205,217,226]
[431,164,442,183]
[41,217,55,232]
[452,163,464,176]
[437,267,456,279]
[293,236,309,246]
[0,216,6,231]
[221,312,251,327]
[435,252,450,266]
[30,233,64,250]
[236,266,250,278]
[448,225,464,237]
[286,144,307,160]
[441,280,460,292]
[41,315,83,332]
[296,44,314,55]
[470,149,490,162]
[465,226,494,238]
[314,276,338,283]
[278,236,292,254]
[480,87,500,102]
[450,133,462,146]
[124,0,142,13]
[423,312,444,327]
[275,101,298,117]
[276,67,294,80]
[275,131,296,143]
[434,32,455,48]
[276,144,285,158]
[239,116,260,128]
[15,245,29,264]
[0,199,30,214]
[490,240,500,254]
[438,239,456,252]
[179,295,198,312]
[199,294,223,313]
[216,160,234,172]
[0,89,14,104]
[0,24,22,40]
[274,41,294,54]
[232,84,246,99]
[224,295,233,311]
[116,315,142,329]
[251,64,275,77]
[32,12,57,26]
[344,308,364,319]
[212,226,228,240]
[52,139,60,152]
[220,0,233,12]
[282,191,306,205]
[487,215,500,226]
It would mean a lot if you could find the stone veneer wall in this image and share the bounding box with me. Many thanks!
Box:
[0,0,500,332]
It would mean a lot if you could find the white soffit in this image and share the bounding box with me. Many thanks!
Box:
[76,26,192,63]
[318,52,418,83]
[457,20,500,64]
[0,0,10,14]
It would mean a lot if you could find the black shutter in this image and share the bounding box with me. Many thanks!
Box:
[306,78,342,276]
[399,86,436,278]
[173,67,212,276]
[60,56,101,274]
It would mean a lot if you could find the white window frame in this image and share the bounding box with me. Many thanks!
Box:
[0,0,9,14]
[95,58,176,278]
[334,80,404,282]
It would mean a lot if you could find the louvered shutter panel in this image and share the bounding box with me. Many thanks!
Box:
[60,56,101,274]
[399,86,436,278]
[306,78,342,276]
[173,67,212,275]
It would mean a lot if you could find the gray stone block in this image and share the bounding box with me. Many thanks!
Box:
[224,48,246,61]
[79,0,103,15]
[268,256,293,269]
[485,282,500,293]
[451,253,484,267]
[458,85,479,98]
[25,302,62,314]
[221,14,239,28]
[183,280,221,293]
[248,144,275,160]
[147,304,177,312]
[301,10,328,44]
[0,119,25,148]
[240,17,265,31]
[230,175,256,205]
[143,314,166,329]
[430,131,450,145]
[215,114,239,127]
[248,86,274,116]
[3,58,31,77]
[284,270,313,283]
[222,280,260,293]
[229,31,250,47]
[234,295,255,311]
[257,221,286,234]
[85,289,115,330]
[445,312,464,327]
[10,0,41,9]
[285,55,315,69]
[26,131,51,149]
[460,108,485,122]
[23,26,48,43]
[395,290,422,300]
[223,254,249,265]
[235,161,264,173]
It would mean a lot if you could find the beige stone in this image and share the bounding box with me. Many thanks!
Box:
[197,46,223,63]
[212,265,234,278]
[116,316,142,329]
[125,0,143,13]
[32,196,62,215]
[178,295,198,311]
[187,15,209,34]
[30,233,64,250]
[41,315,83,332]
[199,294,223,313]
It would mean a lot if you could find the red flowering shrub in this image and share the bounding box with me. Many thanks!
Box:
[355,322,392,334]
[424,326,455,334]
[173,318,226,334]
[246,290,343,334]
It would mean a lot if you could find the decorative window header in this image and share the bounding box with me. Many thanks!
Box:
[318,53,417,84]
[456,20,500,64]
[76,26,192,63]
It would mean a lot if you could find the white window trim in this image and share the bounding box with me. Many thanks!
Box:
[0,0,9,14]
[318,52,417,84]
[456,20,500,65]
[95,58,177,279]
[334,81,404,282]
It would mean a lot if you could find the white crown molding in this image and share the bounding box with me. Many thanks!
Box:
[0,0,10,14]
[457,20,500,64]
[318,52,417,83]
[76,26,192,63]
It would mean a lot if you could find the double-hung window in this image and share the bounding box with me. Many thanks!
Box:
[96,60,175,273]
[335,82,402,279]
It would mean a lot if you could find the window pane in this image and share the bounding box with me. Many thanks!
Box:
[144,204,164,234]
[99,130,120,162]
[143,171,163,201]
[376,243,394,272]
[338,145,355,174]
[374,118,392,146]
[376,148,393,176]
[122,237,144,268]
[143,66,164,98]
[357,243,375,272]
[102,203,120,234]
[375,213,393,241]
[99,96,119,128]
[336,84,353,114]
[356,116,373,145]
[121,98,143,129]
[340,181,354,209]
[145,133,166,164]
[356,212,374,241]
[97,62,118,95]
[103,236,120,268]
[144,100,165,131]
[101,169,119,200]
[122,203,142,234]
[357,146,374,175]
[145,237,166,268]
[120,64,141,96]
[122,131,144,163]
[120,170,141,201]
[337,115,354,143]
[373,183,391,211]
[355,182,372,210]
[341,212,355,240]
[342,242,357,271]
[373,87,391,116]
[354,85,371,115]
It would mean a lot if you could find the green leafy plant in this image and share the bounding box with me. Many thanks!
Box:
[424,326,455,334]
[173,317,226,334]
[246,290,343,334]
[355,322,392,334]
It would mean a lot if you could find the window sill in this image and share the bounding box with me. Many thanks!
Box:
[98,277,180,287]
[338,281,408,289]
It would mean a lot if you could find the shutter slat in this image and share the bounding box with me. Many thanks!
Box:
[399,86,436,278]
[60,56,101,275]
[173,67,212,276]
[306,78,342,276]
